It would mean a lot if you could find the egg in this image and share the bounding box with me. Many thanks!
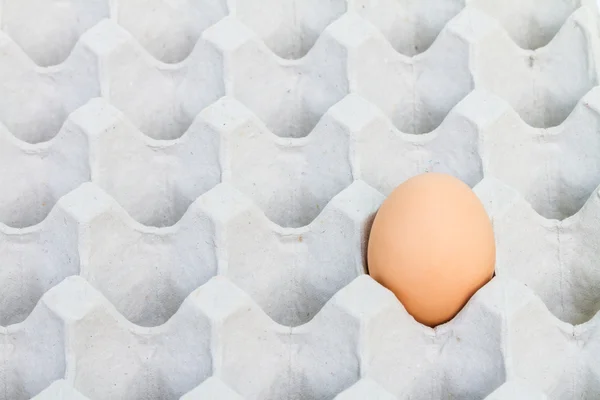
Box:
[367,173,495,327]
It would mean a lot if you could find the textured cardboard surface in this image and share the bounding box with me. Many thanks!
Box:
[1,1,600,399]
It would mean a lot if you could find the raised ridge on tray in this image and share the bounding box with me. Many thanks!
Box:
[475,177,600,325]
[472,6,599,128]
[6,272,598,399]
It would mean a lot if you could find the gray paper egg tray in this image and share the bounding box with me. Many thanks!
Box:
[1,0,600,399]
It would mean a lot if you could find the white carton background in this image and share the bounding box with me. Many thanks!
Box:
[1,0,600,399]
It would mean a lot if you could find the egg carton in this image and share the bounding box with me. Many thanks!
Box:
[31,378,550,400]
[32,377,244,399]
[2,0,600,398]
[336,378,548,399]
[0,179,380,328]
[6,269,600,399]
[30,378,549,400]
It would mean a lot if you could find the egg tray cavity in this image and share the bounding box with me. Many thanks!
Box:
[1,0,600,399]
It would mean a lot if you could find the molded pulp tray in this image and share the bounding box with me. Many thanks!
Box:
[1,0,600,399]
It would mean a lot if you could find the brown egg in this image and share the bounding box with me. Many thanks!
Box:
[367,173,495,327]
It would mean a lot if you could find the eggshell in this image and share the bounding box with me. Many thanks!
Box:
[367,173,495,327]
